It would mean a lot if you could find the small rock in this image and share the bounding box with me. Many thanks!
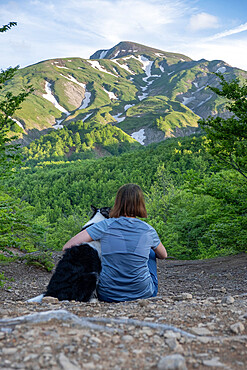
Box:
[197,336,212,344]
[203,357,226,367]
[142,328,153,336]
[166,338,183,352]
[230,322,245,334]
[2,347,18,355]
[174,293,192,301]
[157,354,187,370]
[164,331,181,339]
[83,363,96,369]
[191,327,212,336]
[139,300,148,307]
[122,335,134,342]
[90,336,102,344]
[221,296,234,304]
[58,353,80,370]
[42,296,59,304]
[181,293,193,300]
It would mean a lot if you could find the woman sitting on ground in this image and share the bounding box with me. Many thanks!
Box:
[63,183,167,302]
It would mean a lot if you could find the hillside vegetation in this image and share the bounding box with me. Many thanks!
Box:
[4,135,247,260]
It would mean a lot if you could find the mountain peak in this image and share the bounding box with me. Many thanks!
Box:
[90,41,191,61]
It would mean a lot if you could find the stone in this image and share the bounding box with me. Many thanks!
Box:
[197,336,212,344]
[42,296,59,304]
[142,328,153,336]
[166,338,183,352]
[157,354,187,370]
[2,347,18,355]
[230,322,245,334]
[58,353,80,370]
[191,327,212,336]
[181,293,193,300]
[164,330,181,339]
[122,335,134,342]
[203,357,226,367]
[221,296,235,304]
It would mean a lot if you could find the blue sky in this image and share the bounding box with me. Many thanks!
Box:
[1,0,247,70]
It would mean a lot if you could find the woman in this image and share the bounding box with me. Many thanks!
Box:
[63,184,167,302]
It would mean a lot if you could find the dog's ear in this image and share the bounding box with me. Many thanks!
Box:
[91,205,97,212]
[100,207,111,218]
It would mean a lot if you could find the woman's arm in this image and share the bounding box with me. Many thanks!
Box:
[154,242,167,259]
[62,229,93,251]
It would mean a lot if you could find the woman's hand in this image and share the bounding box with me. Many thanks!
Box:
[154,242,167,259]
[62,229,93,251]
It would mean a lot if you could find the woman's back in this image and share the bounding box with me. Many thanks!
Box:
[87,217,160,302]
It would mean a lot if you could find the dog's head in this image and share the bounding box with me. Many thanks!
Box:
[90,205,111,219]
[81,206,111,231]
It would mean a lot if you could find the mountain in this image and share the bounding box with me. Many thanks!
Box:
[2,41,247,157]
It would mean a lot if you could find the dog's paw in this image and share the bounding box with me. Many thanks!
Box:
[89,297,99,303]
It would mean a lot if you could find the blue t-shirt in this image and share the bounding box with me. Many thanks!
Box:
[87,217,160,302]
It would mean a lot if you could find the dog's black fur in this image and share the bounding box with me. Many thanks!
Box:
[44,206,110,302]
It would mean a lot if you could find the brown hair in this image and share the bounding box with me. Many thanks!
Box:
[110,183,147,218]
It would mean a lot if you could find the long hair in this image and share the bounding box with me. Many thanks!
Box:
[110,184,147,218]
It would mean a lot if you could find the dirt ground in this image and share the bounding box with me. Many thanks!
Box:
[0,253,247,369]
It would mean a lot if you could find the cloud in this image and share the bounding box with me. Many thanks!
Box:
[180,37,247,71]
[208,22,247,40]
[189,12,219,31]
[0,0,190,68]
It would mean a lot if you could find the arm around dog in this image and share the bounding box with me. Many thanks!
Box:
[62,230,93,251]
[154,242,167,259]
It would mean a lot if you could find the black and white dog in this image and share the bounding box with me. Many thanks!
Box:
[27,206,110,303]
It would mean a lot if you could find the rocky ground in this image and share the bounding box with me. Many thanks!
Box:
[0,253,247,370]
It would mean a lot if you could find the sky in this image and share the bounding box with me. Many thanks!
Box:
[1,0,247,71]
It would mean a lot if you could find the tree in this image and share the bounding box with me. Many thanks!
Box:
[199,74,247,179]
[0,23,46,258]
[0,22,33,177]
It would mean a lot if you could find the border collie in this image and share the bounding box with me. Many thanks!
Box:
[27,206,110,303]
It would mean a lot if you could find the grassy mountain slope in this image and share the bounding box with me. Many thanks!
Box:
[2,41,247,159]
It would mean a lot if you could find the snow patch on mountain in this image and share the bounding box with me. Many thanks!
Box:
[192,85,207,94]
[159,65,165,73]
[131,129,146,145]
[53,122,64,130]
[124,104,135,111]
[112,113,125,123]
[56,66,69,70]
[88,60,117,77]
[182,96,195,105]
[11,117,25,130]
[99,50,108,59]
[43,81,69,114]
[216,66,226,73]
[112,59,134,74]
[82,113,93,122]
[197,95,213,107]
[60,74,85,88]
[138,55,153,77]
[138,92,148,101]
[103,88,118,100]
[112,50,120,58]
[79,89,91,109]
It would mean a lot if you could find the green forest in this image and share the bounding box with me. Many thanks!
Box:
[3,134,247,263]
